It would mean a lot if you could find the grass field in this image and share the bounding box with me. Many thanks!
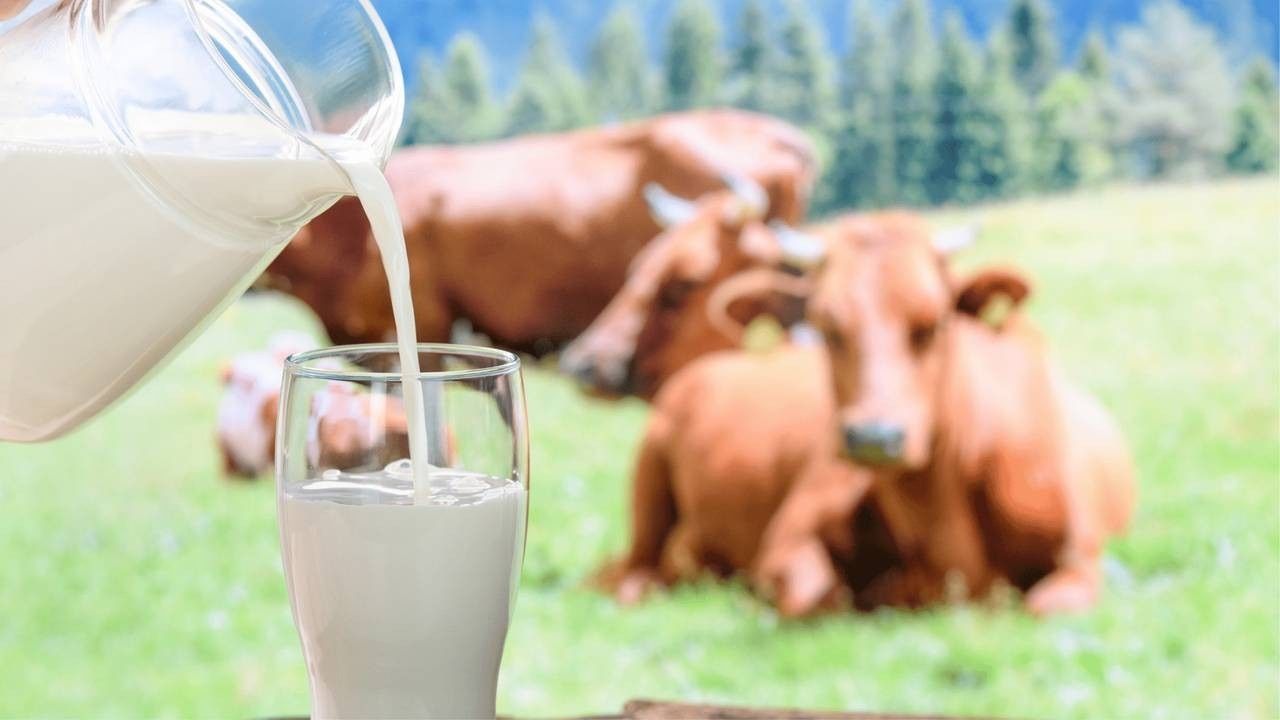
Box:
[1,177,1277,719]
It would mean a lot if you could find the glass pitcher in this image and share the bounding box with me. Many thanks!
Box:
[0,0,404,442]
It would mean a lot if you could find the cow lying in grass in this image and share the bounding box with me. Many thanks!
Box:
[215,333,409,477]
[596,214,1135,616]
[560,184,814,399]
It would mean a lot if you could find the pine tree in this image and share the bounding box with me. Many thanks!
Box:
[929,13,983,204]
[1110,1,1234,178]
[1226,58,1280,174]
[773,0,835,127]
[829,0,894,208]
[403,37,499,146]
[506,16,590,135]
[1077,30,1108,84]
[1004,0,1059,98]
[1035,71,1113,190]
[588,5,654,122]
[506,15,591,135]
[442,34,498,142]
[972,32,1033,199]
[888,0,937,207]
[403,54,451,145]
[663,0,723,111]
[728,0,774,112]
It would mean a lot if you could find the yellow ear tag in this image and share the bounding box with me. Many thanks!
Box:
[742,316,786,353]
[980,294,1016,331]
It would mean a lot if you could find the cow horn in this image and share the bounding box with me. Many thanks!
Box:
[705,268,814,342]
[720,172,769,218]
[933,223,979,254]
[769,220,827,269]
[643,183,698,228]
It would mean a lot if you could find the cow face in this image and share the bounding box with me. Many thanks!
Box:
[805,218,1027,471]
[808,220,950,470]
[560,186,781,399]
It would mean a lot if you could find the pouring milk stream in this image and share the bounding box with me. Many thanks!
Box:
[327,143,434,497]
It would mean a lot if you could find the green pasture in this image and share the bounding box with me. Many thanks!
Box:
[1,177,1276,718]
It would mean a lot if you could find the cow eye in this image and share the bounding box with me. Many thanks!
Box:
[822,327,845,352]
[909,321,938,351]
[659,279,695,309]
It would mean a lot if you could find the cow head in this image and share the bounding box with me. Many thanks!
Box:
[559,177,791,399]
[796,217,1031,471]
[307,384,410,471]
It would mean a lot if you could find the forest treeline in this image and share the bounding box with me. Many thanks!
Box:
[401,0,1279,211]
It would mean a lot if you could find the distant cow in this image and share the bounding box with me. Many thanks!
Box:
[216,332,316,477]
[215,334,411,478]
[261,110,815,354]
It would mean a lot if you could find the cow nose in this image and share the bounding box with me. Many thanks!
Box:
[559,353,595,384]
[559,353,627,393]
[842,422,906,465]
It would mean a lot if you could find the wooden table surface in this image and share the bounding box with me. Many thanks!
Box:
[609,699,952,719]
[274,697,953,719]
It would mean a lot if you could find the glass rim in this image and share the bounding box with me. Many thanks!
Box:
[284,343,520,382]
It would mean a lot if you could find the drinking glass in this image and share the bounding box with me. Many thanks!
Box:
[276,343,528,720]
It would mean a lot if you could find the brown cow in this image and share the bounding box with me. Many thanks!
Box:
[593,214,933,609]
[560,187,822,399]
[601,215,1134,617]
[215,334,411,478]
[755,217,1134,616]
[261,110,815,354]
[216,332,317,477]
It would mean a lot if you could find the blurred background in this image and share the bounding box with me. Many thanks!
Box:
[0,0,1277,718]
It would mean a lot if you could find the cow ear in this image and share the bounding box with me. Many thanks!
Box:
[217,362,233,385]
[954,268,1032,329]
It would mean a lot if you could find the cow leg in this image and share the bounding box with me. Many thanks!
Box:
[657,521,704,584]
[1024,561,1101,616]
[753,459,872,617]
[1024,384,1135,617]
[859,563,942,609]
[597,421,677,605]
[1025,474,1105,615]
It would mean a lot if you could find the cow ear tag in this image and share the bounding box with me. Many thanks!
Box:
[954,268,1031,331]
[742,316,786,353]
[979,294,1016,331]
